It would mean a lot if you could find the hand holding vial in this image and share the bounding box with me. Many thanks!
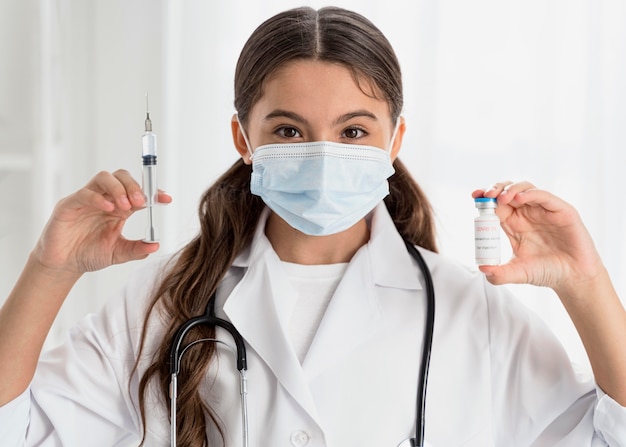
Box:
[471,181,604,296]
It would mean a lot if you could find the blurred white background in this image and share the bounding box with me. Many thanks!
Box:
[1,0,625,372]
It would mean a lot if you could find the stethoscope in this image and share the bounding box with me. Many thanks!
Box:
[169,239,435,447]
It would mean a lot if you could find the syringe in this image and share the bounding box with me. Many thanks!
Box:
[142,94,158,243]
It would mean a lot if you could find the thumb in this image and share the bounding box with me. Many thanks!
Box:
[111,239,161,265]
[479,262,529,286]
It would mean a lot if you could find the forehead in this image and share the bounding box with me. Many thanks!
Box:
[250,59,391,122]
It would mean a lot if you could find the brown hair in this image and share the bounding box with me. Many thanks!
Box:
[134,6,436,447]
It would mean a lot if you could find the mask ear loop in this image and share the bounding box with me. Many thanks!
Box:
[236,113,255,161]
[387,117,402,154]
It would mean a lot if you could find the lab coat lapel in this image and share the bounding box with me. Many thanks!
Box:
[223,217,320,423]
[303,203,422,379]
[302,247,381,380]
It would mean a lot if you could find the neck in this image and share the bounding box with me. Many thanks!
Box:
[265,212,369,265]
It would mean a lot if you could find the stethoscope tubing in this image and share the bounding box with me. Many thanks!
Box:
[169,240,434,447]
[169,312,249,447]
[404,241,435,447]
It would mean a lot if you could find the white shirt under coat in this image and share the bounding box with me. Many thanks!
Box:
[1,203,625,446]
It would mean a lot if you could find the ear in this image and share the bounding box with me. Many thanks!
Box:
[231,114,252,165]
[390,116,406,161]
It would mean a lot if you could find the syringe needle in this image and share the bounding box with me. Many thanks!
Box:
[145,93,153,132]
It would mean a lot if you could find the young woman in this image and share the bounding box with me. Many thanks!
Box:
[0,6,625,447]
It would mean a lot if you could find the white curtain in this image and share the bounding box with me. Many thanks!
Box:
[1,0,624,367]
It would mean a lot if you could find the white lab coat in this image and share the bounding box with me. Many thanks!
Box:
[1,203,625,446]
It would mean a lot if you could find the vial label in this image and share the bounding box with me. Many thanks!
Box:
[474,216,500,265]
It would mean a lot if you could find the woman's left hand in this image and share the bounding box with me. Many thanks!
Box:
[476,182,626,407]
[472,181,605,296]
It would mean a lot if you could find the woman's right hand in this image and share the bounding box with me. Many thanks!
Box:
[0,169,173,404]
[33,169,172,276]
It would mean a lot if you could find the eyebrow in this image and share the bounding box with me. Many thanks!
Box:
[263,109,379,125]
[264,109,308,124]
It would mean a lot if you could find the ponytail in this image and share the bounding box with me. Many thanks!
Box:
[386,158,437,252]
[134,159,264,447]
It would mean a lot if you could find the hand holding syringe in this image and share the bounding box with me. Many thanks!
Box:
[7,95,171,278]
[142,94,159,243]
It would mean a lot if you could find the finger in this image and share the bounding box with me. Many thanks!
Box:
[157,190,173,204]
[520,189,563,209]
[56,188,115,215]
[74,188,117,212]
[86,171,133,211]
[501,188,567,213]
[472,181,514,199]
[112,169,145,209]
[496,181,537,206]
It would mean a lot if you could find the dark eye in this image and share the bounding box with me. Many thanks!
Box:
[343,127,366,139]
[276,126,301,138]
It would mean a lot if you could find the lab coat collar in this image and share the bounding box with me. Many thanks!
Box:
[231,203,423,290]
[367,202,423,290]
[223,203,424,426]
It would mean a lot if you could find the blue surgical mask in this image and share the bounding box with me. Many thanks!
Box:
[249,140,396,236]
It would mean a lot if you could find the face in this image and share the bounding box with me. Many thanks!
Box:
[232,59,405,163]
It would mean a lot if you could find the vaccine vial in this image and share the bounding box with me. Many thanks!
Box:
[474,197,500,265]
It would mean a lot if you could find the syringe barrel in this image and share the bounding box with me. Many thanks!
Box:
[142,131,157,202]
[142,132,157,157]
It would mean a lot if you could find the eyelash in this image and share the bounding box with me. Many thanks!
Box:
[273,125,369,140]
